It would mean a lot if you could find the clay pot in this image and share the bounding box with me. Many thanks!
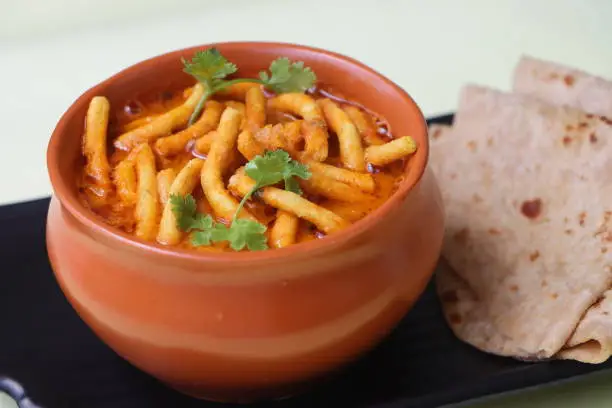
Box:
[46,42,444,402]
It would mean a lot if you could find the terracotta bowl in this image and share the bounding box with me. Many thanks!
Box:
[46,42,444,402]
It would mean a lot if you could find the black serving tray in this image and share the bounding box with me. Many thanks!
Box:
[1,114,610,408]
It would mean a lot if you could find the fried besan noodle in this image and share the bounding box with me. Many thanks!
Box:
[431,85,612,362]
[79,49,419,253]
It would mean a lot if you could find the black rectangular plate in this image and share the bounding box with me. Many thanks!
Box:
[1,114,610,408]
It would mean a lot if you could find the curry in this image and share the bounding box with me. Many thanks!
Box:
[78,48,417,252]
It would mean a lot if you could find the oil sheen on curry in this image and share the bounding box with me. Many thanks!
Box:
[78,48,418,252]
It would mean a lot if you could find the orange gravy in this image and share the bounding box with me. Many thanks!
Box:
[78,85,406,251]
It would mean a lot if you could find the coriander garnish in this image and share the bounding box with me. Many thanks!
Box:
[183,48,316,125]
[170,150,311,251]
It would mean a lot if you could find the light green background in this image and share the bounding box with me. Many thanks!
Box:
[2,0,611,205]
[2,1,612,406]
[0,393,18,408]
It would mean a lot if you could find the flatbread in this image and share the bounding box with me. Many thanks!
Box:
[513,56,612,363]
[558,290,612,363]
[513,55,612,117]
[430,119,612,364]
[431,85,612,360]
[428,124,452,141]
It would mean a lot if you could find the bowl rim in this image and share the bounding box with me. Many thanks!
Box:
[47,41,428,265]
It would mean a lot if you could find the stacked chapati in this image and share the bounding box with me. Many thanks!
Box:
[432,56,612,363]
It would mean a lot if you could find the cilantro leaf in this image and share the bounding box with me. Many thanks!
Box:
[229,219,268,251]
[191,229,213,246]
[169,193,268,252]
[284,160,310,194]
[244,150,311,192]
[284,176,302,195]
[182,48,237,85]
[171,193,215,246]
[232,150,310,236]
[286,159,311,179]
[226,149,309,251]
[170,193,196,230]
[191,212,213,230]
[182,50,316,126]
[238,222,269,251]
[245,150,290,186]
[210,222,231,243]
[209,221,268,251]
[259,58,317,93]
[171,193,214,232]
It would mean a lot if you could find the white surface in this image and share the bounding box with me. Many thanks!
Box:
[1,0,611,206]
